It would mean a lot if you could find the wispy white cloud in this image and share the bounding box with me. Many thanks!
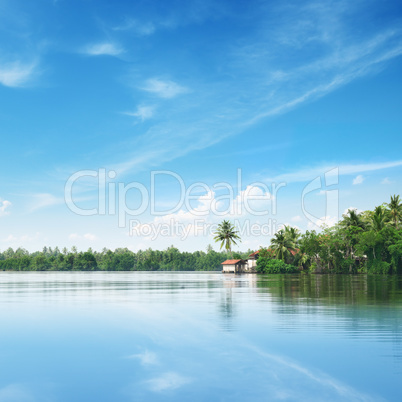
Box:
[0,199,11,217]
[353,175,364,185]
[114,17,402,176]
[2,232,41,244]
[145,372,191,392]
[266,160,402,184]
[3,234,17,242]
[30,193,63,212]
[113,19,155,36]
[20,232,41,243]
[340,161,402,175]
[52,1,401,186]
[286,357,377,400]
[83,42,124,56]
[245,39,402,125]
[0,61,38,87]
[124,105,155,121]
[127,350,159,366]
[69,233,97,241]
[381,177,392,184]
[141,78,189,99]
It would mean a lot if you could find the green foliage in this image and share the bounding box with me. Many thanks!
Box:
[309,262,317,273]
[256,257,298,274]
[31,253,51,271]
[370,260,391,275]
[74,252,98,271]
[0,246,232,272]
[270,226,299,264]
[387,195,402,229]
[388,241,402,274]
[257,195,402,275]
[0,195,401,275]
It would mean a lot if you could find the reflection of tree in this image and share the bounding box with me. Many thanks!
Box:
[255,274,402,366]
[256,274,402,305]
[217,274,258,331]
[219,288,235,331]
[217,275,245,331]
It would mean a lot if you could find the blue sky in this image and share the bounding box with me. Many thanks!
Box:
[1,0,402,252]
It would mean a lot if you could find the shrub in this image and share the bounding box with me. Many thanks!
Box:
[256,257,298,274]
[369,260,391,275]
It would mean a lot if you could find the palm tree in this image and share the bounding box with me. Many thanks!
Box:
[213,220,241,258]
[340,209,366,272]
[387,195,402,229]
[284,225,301,245]
[270,226,297,262]
[342,209,365,229]
[372,206,387,232]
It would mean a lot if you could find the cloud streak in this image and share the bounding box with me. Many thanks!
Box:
[274,354,380,401]
[0,61,38,87]
[265,160,402,184]
[113,19,156,36]
[69,233,98,241]
[145,372,191,392]
[141,78,189,99]
[83,42,124,56]
[127,350,159,365]
[29,193,64,212]
[124,105,155,121]
[111,2,402,176]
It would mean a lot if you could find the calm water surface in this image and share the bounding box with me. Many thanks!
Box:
[0,272,401,401]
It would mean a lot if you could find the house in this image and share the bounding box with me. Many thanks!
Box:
[245,251,260,271]
[221,259,247,273]
[222,254,259,273]
[222,248,300,273]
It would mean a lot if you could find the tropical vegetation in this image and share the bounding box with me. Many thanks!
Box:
[256,194,402,274]
[1,195,402,274]
[0,245,250,272]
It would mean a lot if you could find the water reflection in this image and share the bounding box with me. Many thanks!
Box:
[0,272,401,401]
[255,275,402,338]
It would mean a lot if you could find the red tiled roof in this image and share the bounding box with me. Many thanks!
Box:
[222,259,244,265]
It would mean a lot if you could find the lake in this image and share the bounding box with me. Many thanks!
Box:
[0,272,401,401]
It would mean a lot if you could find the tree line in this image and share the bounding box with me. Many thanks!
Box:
[257,195,402,274]
[0,245,251,272]
[1,194,401,274]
